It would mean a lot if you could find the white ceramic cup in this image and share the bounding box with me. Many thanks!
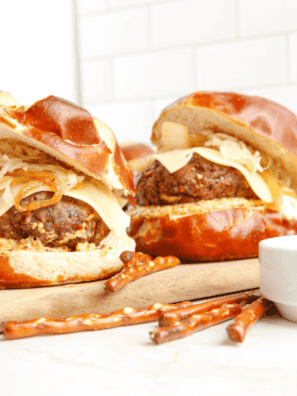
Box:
[259,235,297,322]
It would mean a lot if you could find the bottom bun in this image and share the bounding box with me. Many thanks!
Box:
[0,233,135,289]
[127,198,297,262]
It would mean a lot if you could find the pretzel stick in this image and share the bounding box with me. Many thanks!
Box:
[119,251,153,267]
[226,296,272,343]
[158,290,262,326]
[3,301,192,340]
[150,303,242,345]
[104,256,181,293]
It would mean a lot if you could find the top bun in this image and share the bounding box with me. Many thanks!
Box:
[152,91,297,192]
[0,92,135,195]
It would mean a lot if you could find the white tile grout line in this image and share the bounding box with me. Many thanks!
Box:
[79,31,297,63]
[81,81,297,107]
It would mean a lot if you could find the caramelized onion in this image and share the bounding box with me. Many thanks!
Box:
[8,169,63,212]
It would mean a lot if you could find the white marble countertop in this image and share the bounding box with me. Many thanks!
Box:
[1,309,297,396]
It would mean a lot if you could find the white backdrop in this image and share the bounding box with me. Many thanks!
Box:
[76,0,297,145]
[1,1,296,146]
[1,0,77,106]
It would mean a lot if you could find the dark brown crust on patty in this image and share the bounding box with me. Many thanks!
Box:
[134,153,257,206]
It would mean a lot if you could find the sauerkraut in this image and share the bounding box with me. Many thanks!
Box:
[0,152,85,206]
[204,132,266,174]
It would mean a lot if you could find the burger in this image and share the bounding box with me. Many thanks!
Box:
[127,91,297,262]
[0,92,136,288]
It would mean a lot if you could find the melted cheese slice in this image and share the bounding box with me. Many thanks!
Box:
[276,193,297,221]
[154,147,273,203]
[0,181,132,245]
[153,147,297,221]
[261,171,297,221]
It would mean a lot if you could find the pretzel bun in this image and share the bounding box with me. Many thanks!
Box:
[0,92,134,195]
[120,142,155,162]
[127,91,297,262]
[0,234,135,289]
[0,92,135,288]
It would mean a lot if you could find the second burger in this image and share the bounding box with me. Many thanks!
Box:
[127,91,297,262]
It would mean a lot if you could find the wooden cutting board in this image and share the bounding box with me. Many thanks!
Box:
[0,258,260,330]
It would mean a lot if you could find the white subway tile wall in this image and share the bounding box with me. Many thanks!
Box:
[86,100,153,143]
[152,0,236,48]
[114,49,193,99]
[77,0,297,144]
[195,37,288,90]
[239,0,297,36]
[77,0,108,14]
[79,8,150,58]
[81,59,114,103]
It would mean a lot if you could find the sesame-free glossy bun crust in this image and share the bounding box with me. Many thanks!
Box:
[127,204,297,262]
[0,93,135,195]
[152,91,297,157]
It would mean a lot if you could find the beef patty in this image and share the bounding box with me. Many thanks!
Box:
[0,191,109,250]
[135,153,258,206]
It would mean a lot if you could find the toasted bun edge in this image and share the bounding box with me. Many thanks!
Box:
[0,233,135,289]
[127,200,297,262]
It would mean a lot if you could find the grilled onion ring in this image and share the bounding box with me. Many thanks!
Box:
[9,170,63,212]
